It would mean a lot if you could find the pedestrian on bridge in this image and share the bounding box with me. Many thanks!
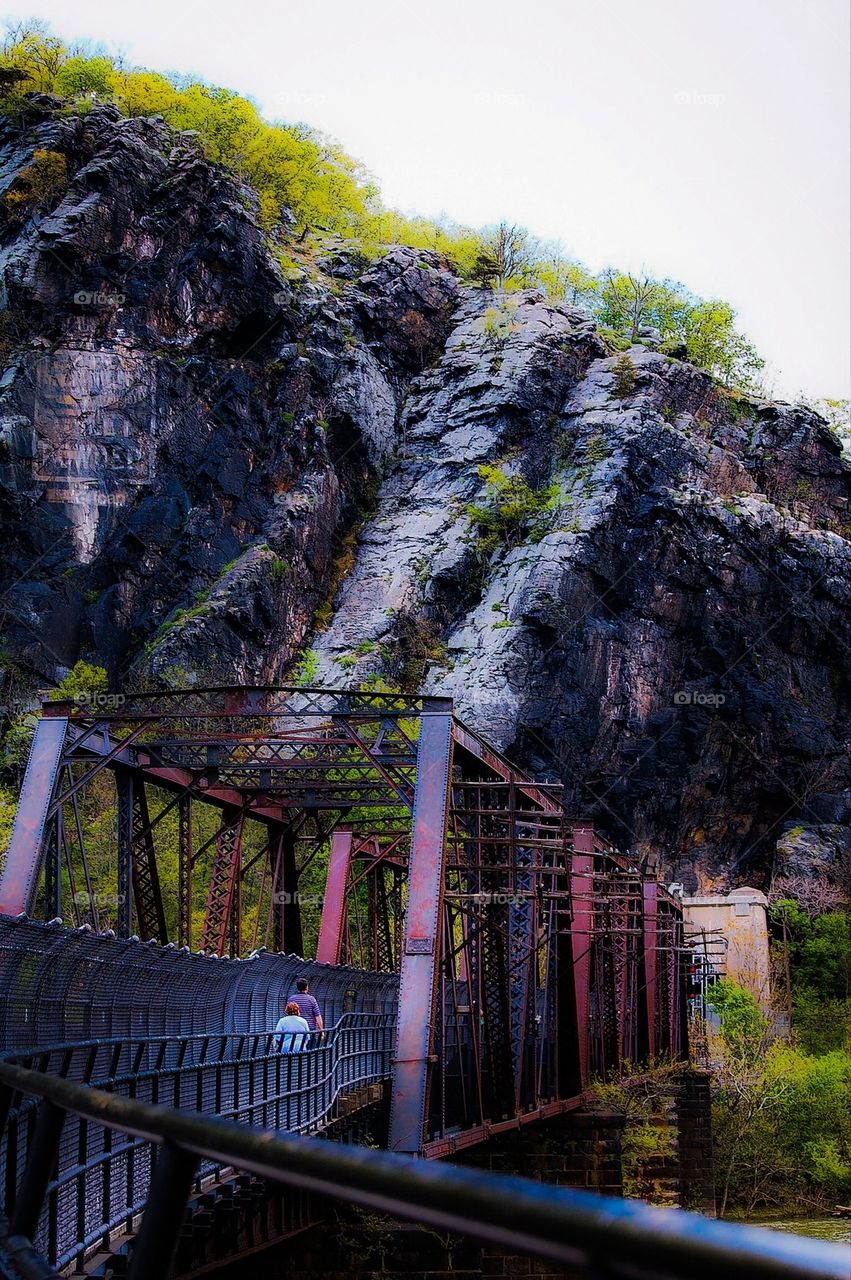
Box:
[288,977,323,1032]
[274,1002,310,1053]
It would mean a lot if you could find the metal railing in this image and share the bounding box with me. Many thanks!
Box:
[0,1014,393,1271]
[0,1060,847,1280]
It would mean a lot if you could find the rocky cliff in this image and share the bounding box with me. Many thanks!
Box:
[1,101,849,893]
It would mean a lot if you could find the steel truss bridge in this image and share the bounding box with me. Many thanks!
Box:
[1,688,832,1278]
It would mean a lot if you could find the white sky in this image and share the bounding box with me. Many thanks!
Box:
[6,0,850,400]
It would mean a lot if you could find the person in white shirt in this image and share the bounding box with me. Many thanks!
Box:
[273,1001,310,1053]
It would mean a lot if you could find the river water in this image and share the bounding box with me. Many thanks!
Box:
[746,1215,850,1245]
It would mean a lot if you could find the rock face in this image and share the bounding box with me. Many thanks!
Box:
[1,103,849,893]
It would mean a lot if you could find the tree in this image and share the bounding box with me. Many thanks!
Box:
[597,270,680,342]
[534,251,599,308]
[470,221,538,289]
[0,21,66,91]
[706,975,851,1215]
[55,55,112,97]
[678,298,765,391]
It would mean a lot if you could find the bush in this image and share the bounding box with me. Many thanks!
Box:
[480,302,520,349]
[706,977,769,1065]
[707,974,851,1215]
[611,354,637,398]
[466,464,560,558]
[292,648,319,687]
[0,785,17,856]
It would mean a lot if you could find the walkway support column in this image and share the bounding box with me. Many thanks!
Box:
[388,712,453,1153]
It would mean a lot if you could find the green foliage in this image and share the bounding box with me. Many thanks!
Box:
[584,433,609,463]
[1,660,111,778]
[0,22,768,391]
[292,648,320,687]
[480,301,520,348]
[611,353,636,398]
[48,660,109,703]
[466,464,560,559]
[592,1059,680,1202]
[536,254,599,306]
[0,785,17,857]
[712,1039,851,1215]
[771,901,850,1053]
[313,524,360,630]
[468,222,537,289]
[706,977,769,1064]
[708,965,851,1216]
[54,55,111,96]
[0,27,373,236]
[680,298,765,389]
[269,556,289,583]
[598,270,764,390]
[1,661,108,795]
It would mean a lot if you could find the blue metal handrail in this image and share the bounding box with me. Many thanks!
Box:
[0,1060,846,1280]
[0,1016,394,1270]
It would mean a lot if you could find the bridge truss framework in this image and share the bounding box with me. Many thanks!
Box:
[0,687,686,1156]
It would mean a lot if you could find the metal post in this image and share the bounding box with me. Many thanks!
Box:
[126,1143,199,1280]
[570,826,595,1089]
[10,1100,65,1241]
[388,712,453,1153]
[45,812,61,920]
[0,714,67,916]
[115,770,134,937]
[178,793,192,949]
[281,829,303,957]
[130,781,167,943]
[201,808,244,955]
[643,880,659,1060]
[316,829,353,964]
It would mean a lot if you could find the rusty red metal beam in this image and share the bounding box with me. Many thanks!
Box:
[388,713,453,1154]
[316,829,354,964]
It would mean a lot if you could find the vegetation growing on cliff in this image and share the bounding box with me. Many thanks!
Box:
[466,464,560,558]
[0,21,764,390]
